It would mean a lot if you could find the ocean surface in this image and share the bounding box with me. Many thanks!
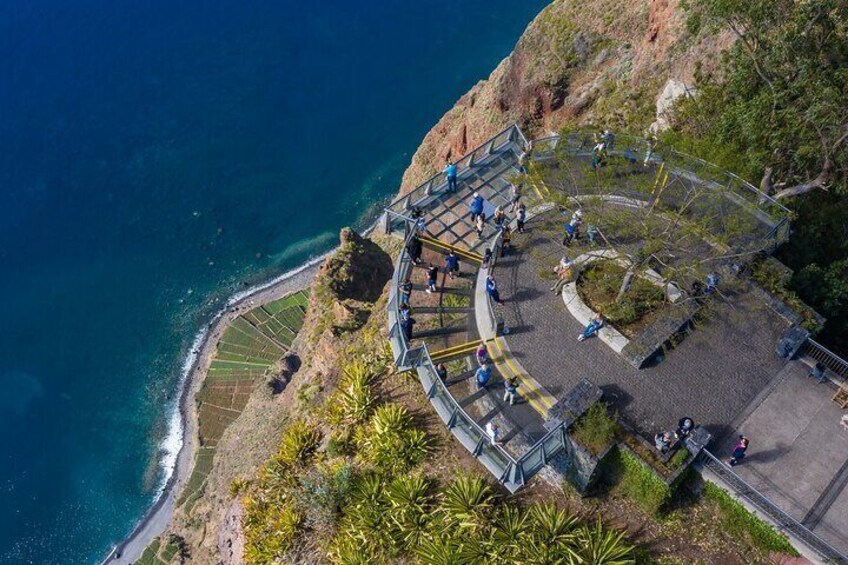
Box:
[0,0,546,562]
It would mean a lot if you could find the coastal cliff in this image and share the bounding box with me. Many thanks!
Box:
[140,1,742,562]
[400,0,730,191]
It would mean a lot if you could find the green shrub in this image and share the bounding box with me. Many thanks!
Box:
[611,447,671,515]
[228,477,249,497]
[276,420,322,466]
[572,402,619,455]
[355,404,429,474]
[292,462,355,529]
[243,499,302,565]
[327,358,378,426]
[703,483,799,556]
[668,448,690,470]
[576,517,636,565]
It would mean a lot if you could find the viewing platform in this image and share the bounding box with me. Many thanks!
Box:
[383,125,848,562]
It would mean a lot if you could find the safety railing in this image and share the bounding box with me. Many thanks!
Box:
[701,450,848,564]
[384,124,530,235]
[801,339,848,384]
[386,213,567,491]
[527,131,791,251]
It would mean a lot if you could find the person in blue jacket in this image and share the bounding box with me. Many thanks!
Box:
[444,251,460,279]
[469,192,484,222]
[444,159,458,192]
[475,363,492,389]
[486,275,504,305]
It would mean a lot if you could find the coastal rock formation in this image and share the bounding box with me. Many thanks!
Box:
[399,0,732,192]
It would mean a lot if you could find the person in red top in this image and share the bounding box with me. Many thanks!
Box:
[729,436,749,466]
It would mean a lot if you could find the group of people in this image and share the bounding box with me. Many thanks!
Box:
[654,416,696,454]
[397,248,464,341]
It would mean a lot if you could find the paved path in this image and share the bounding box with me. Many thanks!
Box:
[496,212,790,438]
[716,361,848,554]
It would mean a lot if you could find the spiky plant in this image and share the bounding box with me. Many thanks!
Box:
[414,534,464,565]
[525,503,580,564]
[574,517,635,565]
[276,420,322,466]
[328,358,379,425]
[438,475,494,532]
[490,505,529,559]
[385,474,432,550]
[355,403,430,474]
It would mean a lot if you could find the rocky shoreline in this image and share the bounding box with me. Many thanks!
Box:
[103,258,325,565]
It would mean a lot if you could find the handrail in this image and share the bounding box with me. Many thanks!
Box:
[701,450,848,563]
[803,338,848,382]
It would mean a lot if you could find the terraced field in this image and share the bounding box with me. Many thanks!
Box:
[177,290,309,517]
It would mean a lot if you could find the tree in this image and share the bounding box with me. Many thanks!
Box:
[678,0,848,200]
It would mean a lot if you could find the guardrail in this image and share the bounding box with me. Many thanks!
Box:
[701,450,848,564]
[802,339,848,384]
[527,131,791,251]
[386,209,567,492]
[384,124,530,234]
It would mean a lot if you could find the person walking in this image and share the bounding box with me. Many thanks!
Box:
[444,159,458,193]
[729,436,749,466]
[562,214,582,246]
[551,256,575,294]
[476,214,486,238]
[469,192,484,222]
[476,363,492,389]
[482,247,493,269]
[399,303,411,322]
[486,421,503,446]
[436,363,448,381]
[426,264,439,294]
[577,313,604,342]
[516,203,527,233]
[399,278,413,305]
[407,235,423,265]
[486,275,504,305]
[500,226,512,257]
[503,377,520,405]
[444,251,460,279]
[415,216,428,236]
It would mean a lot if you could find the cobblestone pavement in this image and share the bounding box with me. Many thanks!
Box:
[495,214,790,439]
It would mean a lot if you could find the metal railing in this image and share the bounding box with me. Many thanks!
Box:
[384,124,530,235]
[702,450,848,564]
[802,339,848,384]
[527,131,792,251]
[386,211,567,492]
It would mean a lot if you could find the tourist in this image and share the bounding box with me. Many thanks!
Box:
[399,278,413,305]
[644,135,656,167]
[399,303,411,322]
[729,436,749,466]
[493,205,506,229]
[476,214,486,238]
[486,275,504,305]
[654,431,676,453]
[444,158,458,193]
[705,271,720,295]
[476,343,489,366]
[486,421,503,446]
[426,264,439,294]
[510,183,522,213]
[503,377,520,405]
[415,216,428,236]
[476,363,492,389]
[677,416,695,438]
[469,192,484,222]
[809,362,827,384]
[501,226,512,257]
[444,250,460,279]
[407,235,423,265]
[401,315,415,341]
[516,203,527,233]
[562,215,582,246]
[577,313,604,342]
[482,247,493,269]
[436,363,448,382]
[551,255,575,294]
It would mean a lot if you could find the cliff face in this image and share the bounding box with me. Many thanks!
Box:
[400,0,730,191]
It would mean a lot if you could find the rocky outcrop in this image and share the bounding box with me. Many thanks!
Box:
[649,78,697,133]
[400,0,732,193]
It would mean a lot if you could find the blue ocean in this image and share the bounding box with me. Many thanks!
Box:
[0,0,546,562]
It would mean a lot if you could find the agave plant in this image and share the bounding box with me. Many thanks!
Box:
[414,534,464,565]
[573,517,635,565]
[438,475,494,532]
[384,474,432,550]
[527,502,579,553]
[328,358,379,425]
[276,420,322,466]
[490,505,529,558]
[355,403,430,474]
